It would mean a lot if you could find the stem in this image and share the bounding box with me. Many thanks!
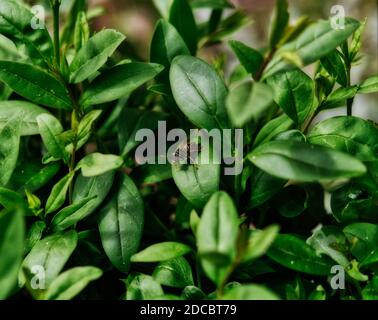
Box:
[346,70,354,116]
[52,2,61,67]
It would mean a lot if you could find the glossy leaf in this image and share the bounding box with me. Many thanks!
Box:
[197,191,239,286]
[170,55,230,130]
[131,242,191,263]
[267,68,315,125]
[98,174,144,272]
[80,62,164,107]
[358,75,378,94]
[226,80,273,127]
[126,274,164,300]
[229,40,263,78]
[222,284,280,300]
[269,0,289,49]
[308,116,378,162]
[70,29,125,83]
[248,140,366,182]
[0,61,72,109]
[45,172,75,214]
[267,234,334,275]
[76,153,123,177]
[21,230,78,290]
[153,257,194,288]
[44,267,102,300]
[0,208,24,299]
[0,101,49,136]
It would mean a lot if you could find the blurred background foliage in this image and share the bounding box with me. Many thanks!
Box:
[27,0,377,121]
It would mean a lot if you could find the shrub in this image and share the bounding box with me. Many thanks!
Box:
[0,0,377,300]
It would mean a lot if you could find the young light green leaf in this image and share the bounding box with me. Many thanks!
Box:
[45,172,75,214]
[126,274,164,300]
[76,153,123,177]
[74,11,90,51]
[69,29,125,83]
[169,0,198,55]
[153,257,194,288]
[44,266,102,300]
[197,191,240,286]
[264,18,360,78]
[21,230,78,291]
[0,208,24,300]
[131,242,192,263]
[226,80,273,127]
[0,101,50,136]
[308,116,378,162]
[242,225,280,262]
[308,285,327,300]
[0,115,21,186]
[358,75,378,94]
[37,114,69,163]
[267,234,334,275]
[321,86,359,110]
[248,140,366,182]
[269,0,289,49]
[80,62,164,107]
[72,109,102,152]
[229,40,263,78]
[170,55,230,130]
[98,174,144,272]
[267,68,315,125]
[222,284,280,300]
[0,61,72,109]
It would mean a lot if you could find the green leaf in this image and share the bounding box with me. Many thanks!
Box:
[126,274,164,300]
[267,234,334,275]
[229,40,263,78]
[269,0,289,49]
[45,172,75,214]
[118,108,167,157]
[153,257,194,288]
[253,114,294,147]
[24,221,46,254]
[152,0,173,18]
[61,0,87,46]
[74,11,90,51]
[0,101,50,136]
[248,168,286,208]
[44,266,102,300]
[170,55,230,130]
[308,285,326,300]
[242,225,280,262]
[344,223,378,269]
[197,191,239,286]
[267,68,315,125]
[0,61,72,110]
[321,86,359,110]
[169,0,198,55]
[74,110,102,151]
[150,20,190,82]
[227,80,273,127]
[131,163,172,185]
[21,230,78,291]
[358,75,378,94]
[0,188,27,211]
[248,140,366,182]
[0,0,54,67]
[76,153,123,177]
[222,284,280,300]
[181,286,206,300]
[308,116,378,162]
[191,0,233,9]
[172,140,220,208]
[320,50,348,87]
[0,115,21,186]
[131,242,191,263]
[98,174,144,272]
[264,18,360,78]
[362,276,378,300]
[37,114,69,163]
[51,171,115,231]
[80,62,164,107]
[69,29,125,83]
[0,208,24,299]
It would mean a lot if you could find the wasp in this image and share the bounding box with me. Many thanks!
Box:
[172,141,201,165]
